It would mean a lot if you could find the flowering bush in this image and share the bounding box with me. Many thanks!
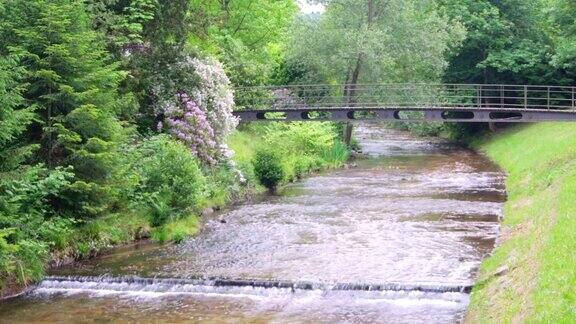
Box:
[162,93,218,165]
[155,56,238,165]
[190,57,238,145]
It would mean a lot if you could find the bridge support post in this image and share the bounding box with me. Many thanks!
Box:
[488,122,498,132]
[343,122,354,146]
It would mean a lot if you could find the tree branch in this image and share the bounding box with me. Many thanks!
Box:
[232,0,254,35]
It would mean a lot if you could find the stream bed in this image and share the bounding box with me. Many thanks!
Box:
[0,124,506,323]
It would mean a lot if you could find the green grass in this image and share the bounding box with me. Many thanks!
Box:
[467,123,576,323]
[68,212,150,259]
[229,123,349,187]
[228,128,261,186]
[151,215,201,244]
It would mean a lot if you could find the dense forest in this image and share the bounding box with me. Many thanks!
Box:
[1,0,575,293]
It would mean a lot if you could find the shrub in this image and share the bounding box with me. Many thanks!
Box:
[204,165,239,207]
[190,57,238,146]
[147,190,173,227]
[254,149,284,190]
[0,228,19,287]
[37,217,75,250]
[151,226,169,243]
[0,165,73,286]
[123,135,207,224]
[13,239,47,285]
[0,166,74,238]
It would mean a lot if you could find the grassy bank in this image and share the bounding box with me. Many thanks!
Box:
[0,122,348,298]
[467,123,576,322]
[230,123,349,187]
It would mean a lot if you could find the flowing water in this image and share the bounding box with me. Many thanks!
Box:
[0,124,506,323]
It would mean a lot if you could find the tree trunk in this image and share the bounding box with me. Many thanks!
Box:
[343,0,376,146]
[343,54,363,145]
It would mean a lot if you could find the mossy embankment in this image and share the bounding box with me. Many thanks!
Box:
[466,123,576,323]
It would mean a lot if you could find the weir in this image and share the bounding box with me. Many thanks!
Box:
[43,276,473,294]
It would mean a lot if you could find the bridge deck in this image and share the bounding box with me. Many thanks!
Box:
[234,107,576,123]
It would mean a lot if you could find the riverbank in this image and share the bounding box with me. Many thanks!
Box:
[466,123,576,322]
[0,122,349,300]
[0,124,503,322]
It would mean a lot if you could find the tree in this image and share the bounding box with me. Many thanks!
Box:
[0,0,130,216]
[546,0,576,82]
[1,0,127,177]
[187,0,299,86]
[286,0,464,86]
[85,0,157,51]
[284,0,463,139]
[438,0,556,85]
[0,55,36,174]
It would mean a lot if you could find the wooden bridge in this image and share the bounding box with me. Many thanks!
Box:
[233,84,576,123]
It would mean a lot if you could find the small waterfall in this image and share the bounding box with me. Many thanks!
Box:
[39,275,472,296]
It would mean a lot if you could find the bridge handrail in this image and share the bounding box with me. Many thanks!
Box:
[233,83,576,112]
[235,83,576,91]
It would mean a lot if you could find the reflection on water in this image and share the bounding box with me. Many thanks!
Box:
[0,123,505,323]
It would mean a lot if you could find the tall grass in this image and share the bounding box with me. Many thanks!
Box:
[322,141,350,168]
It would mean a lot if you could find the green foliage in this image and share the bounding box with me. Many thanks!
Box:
[147,191,173,227]
[204,165,241,207]
[122,135,207,224]
[322,141,350,167]
[438,0,554,85]
[0,55,36,174]
[86,0,193,132]
[254,149,284,190]
[12,239,47,286]
[227,129,260,184]
[231,122,349,191]
[143,0,189,49]
[0,0,130,220]
[151,215,200,244]
[0,165,73,287]
[260,122,345,179]
[547,0,576,80]
[0,228,19,284]
[285,0,464,85]
[0,166,73,238]
[0,230,48,288]
[89,0,189,50]
[187,0,298,86]
[86,0,158,50]
[263,122,338,157]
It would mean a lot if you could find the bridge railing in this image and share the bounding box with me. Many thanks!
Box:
[234,84,576,111]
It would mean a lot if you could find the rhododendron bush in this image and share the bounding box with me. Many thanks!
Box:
[163,93,218,165]
[156,56,238,165]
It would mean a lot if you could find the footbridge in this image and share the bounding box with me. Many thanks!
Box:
[233,84,576,123]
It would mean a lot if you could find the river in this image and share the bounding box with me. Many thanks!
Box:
[0,123,506,323]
